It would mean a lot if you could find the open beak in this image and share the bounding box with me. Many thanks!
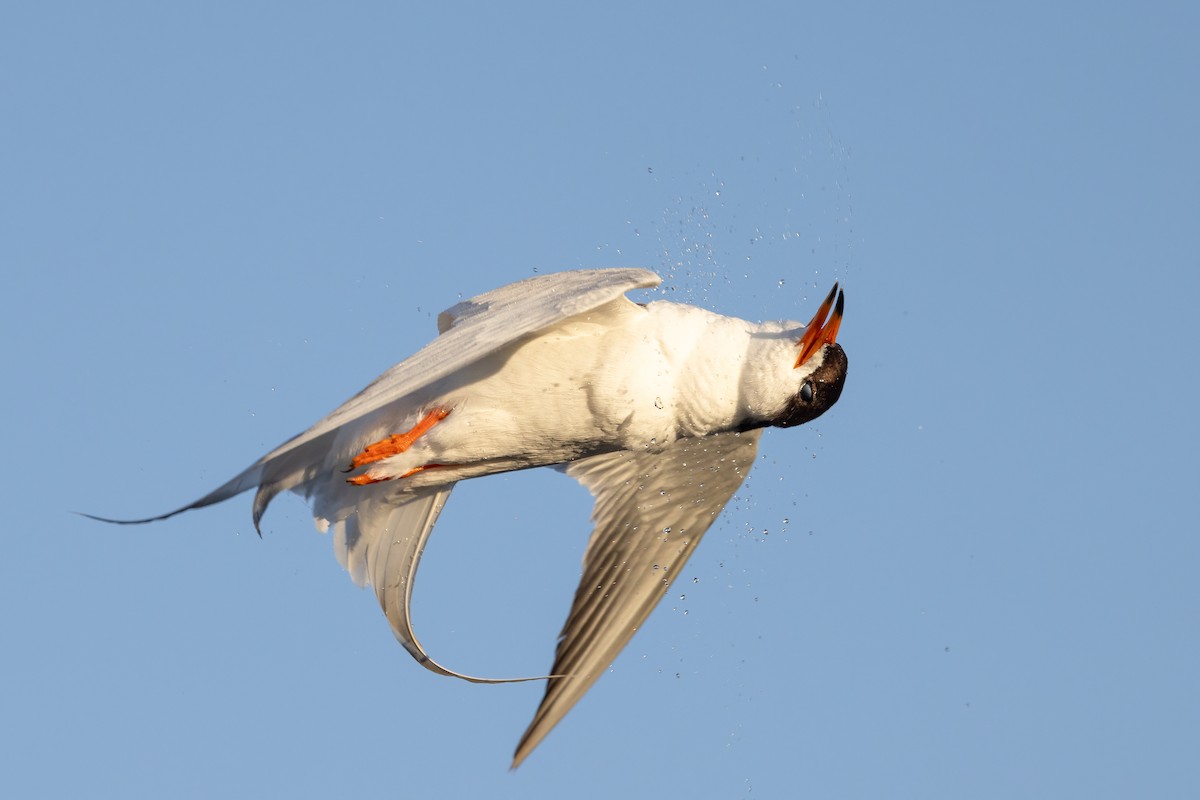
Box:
[794,282,845,368]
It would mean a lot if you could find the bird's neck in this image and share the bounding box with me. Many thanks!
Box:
[662,310,801,436]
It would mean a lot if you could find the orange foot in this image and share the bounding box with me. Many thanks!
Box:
[345,406,452,484]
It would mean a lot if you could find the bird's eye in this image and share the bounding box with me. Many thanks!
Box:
[799,380,814,403]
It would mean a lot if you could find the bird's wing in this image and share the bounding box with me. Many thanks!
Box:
[326,483,544,684]
[88,268,661,527]
[512,429,762,767]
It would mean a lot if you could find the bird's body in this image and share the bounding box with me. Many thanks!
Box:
[324,299,811,489]
[94,268,848,767]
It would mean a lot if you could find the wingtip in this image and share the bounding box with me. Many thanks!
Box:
[73,508,181,526]
[510,743,533,771]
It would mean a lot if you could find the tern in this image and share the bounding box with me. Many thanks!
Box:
[91,268,848,767]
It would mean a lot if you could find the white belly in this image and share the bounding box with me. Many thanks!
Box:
[326,300,759,491]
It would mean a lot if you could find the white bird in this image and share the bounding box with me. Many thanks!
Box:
[91,268,848,767]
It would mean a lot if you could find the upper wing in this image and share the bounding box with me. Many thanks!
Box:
[89,268,661,527]
[511,429,762,768]
[302,267,660,458]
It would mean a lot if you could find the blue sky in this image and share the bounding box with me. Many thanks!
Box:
[3,2,1197,797]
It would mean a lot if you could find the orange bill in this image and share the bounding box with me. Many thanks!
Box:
[794,283,845,368]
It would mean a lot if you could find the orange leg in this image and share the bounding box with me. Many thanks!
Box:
[348,463,446,486]
[347,405,452,474]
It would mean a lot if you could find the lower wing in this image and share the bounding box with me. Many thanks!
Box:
[512,430,762,767]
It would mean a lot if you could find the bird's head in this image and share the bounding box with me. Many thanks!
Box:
[776,283,848,428]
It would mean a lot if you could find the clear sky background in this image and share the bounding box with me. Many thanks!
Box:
[3,3,1196,798]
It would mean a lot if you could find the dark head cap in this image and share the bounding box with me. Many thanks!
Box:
[776,342,848,427]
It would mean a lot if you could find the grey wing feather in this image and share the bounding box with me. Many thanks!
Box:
[87,268,661,528]
[511,430,761,768]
